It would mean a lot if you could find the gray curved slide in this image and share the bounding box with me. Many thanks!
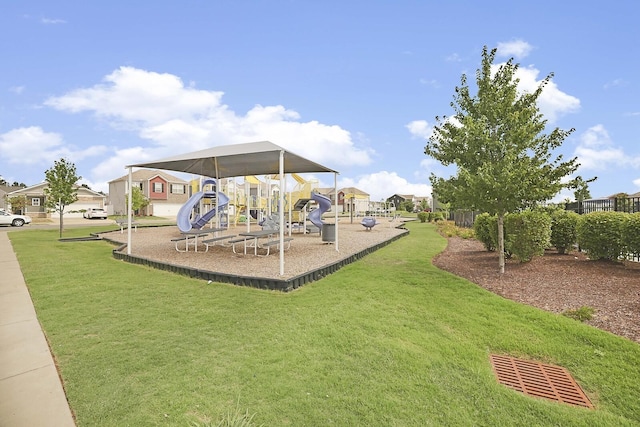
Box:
[177,179,230,232]
[309,192,331,228]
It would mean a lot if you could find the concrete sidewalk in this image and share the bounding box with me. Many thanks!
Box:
[0,230,75,426]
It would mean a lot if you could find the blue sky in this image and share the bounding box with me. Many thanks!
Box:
[1,1,639,202]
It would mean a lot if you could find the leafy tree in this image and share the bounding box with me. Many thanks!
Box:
[571,176,596,202]
[44,158,81,237]
[424,46,579,273]
[400,200,415,213]
[570,175,597,214]
[126,186,150,216]
[6,195,27,214]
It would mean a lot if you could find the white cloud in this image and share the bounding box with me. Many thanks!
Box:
[45,66,374,176]
[419,78,439,88]
[45,67,223,126]
[9,86,25,94]
[0,127,64,165]
[406,120,432,139]
[604,78,626,89]
[445,53,461,62]
[574,124,632,170]
[496,39,533,59]
[338,171,431,202]
[41,17,67,24]
[491,63,580,123]
[0,126,108,168]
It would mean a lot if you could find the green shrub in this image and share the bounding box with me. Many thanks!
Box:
[504,210,551,262]
[550,210,579,254]
[576,211,626,261]
[417,212,428,223]
[473,213,498,251]
[428,212,444,222]
[437,220,475,238]
[562,306,595,322]
[623,212,640,256]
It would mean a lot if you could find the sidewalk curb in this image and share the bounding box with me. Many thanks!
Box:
[0,230,76,426]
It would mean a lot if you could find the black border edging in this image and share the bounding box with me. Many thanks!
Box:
[106,226,409,292]
[58,236,103,242]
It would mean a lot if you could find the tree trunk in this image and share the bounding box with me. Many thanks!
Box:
[59,213,64,238]
[497,213,505,274]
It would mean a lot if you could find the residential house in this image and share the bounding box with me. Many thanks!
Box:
[315,187,335,204]
[108,169,189,217]
[6,183,106,218]
[337,187,370,215]
[313,187,370,214]
[387,194,432,212]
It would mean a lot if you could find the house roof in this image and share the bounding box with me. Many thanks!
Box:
[127,141,338,179]
[339,187,369,199]
[8,183,105,197]
[110,169,188,184]
[316,187,335,196]
[0,184,24,193]
[388,194,412,200]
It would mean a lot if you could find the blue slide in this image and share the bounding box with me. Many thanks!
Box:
[309,192,331,228]
[177,179,230,232]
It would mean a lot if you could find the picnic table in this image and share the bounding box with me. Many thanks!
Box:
[172,230,210,252]
[115,219,139,233]
[233,230,293,256]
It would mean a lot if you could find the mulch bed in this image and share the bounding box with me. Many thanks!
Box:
[432,237,640,344]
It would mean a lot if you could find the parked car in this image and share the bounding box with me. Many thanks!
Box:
[83,208,108,219]
[0,209,32,227]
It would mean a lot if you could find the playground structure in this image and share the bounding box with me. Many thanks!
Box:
[177,178,229,233]
[179,173,327,234]
[126,141,341,277]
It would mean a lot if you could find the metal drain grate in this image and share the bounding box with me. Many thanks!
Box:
[490,354,593,409]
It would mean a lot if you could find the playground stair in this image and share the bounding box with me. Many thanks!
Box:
[293,198,312,210]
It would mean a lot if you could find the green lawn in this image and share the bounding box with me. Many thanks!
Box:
[9,223,640,426]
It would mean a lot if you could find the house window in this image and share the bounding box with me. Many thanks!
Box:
[31,198,40,207]
[153,182,164,193]
[171,184,185,194]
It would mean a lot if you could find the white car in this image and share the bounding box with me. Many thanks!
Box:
[83,208,108,219]
[0,210,32,227]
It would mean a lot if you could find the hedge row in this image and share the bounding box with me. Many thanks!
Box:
[473,210,640,262]
[418,211,445,223]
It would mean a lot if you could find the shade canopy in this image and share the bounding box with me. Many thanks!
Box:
[127,141,338,178]
[124,140,340,276]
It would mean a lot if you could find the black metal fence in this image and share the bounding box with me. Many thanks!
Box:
[453,210,480,228]
[565,197,640,214]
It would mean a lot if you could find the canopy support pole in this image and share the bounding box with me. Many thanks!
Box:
[279,150,285,276]
[334,172,339,251]
[127,167,133,255]
[214,158,219,229]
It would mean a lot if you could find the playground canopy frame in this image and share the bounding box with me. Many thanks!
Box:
[125,141,340,276]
